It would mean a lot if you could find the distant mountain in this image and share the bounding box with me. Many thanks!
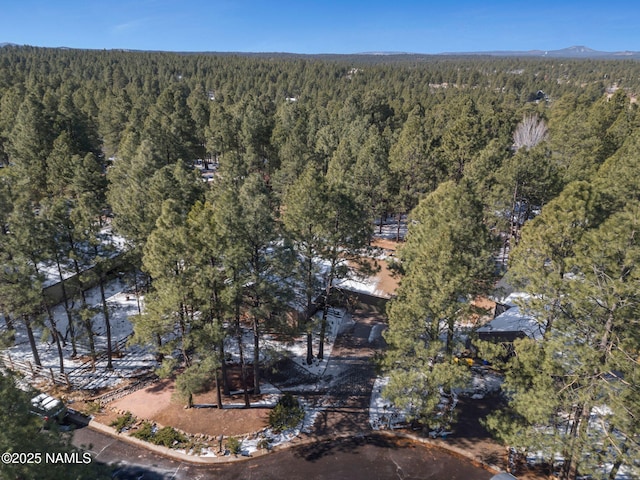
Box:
[438,45,640,59]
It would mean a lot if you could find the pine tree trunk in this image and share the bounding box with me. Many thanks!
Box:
[55,253,77,356]
[306,255,314,365]
[24,315,41,367]
[132,264,142,314]
[99,277,113,370]
[318,306,327,360]
[44,304,65,374]
[68,232,95,370]
[561,403,589,480]
[215,368,223,409]
[252,316,260,395]
[155,333,164,362]
[219,339,230,396]
[445,317,455,356]
[306,329,314,366]
[318,235,338,362]
[241,354,250,408]
[234,279,250,408]
[237,332,250,408]
[179,304,190,368]
[318,273,334,360]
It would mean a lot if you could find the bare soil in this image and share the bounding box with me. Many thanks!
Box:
[371,238,401,251]
[94,370,269,438]
[375,259,400,297]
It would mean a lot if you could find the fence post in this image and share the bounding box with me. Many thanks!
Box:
[28,361,35,377]
[49,368,56,384]
[64,373,71,388]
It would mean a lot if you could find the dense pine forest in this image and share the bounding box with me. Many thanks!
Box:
[1,46,639,479]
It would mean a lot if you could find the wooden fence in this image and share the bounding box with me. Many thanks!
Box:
[0,351,71,388]
[89,372,158,406]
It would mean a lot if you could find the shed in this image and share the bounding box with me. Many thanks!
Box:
[476,293,545,342]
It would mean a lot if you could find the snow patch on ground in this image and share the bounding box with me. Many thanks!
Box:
[373,215,408,241]
[369,367,505,432]
[275,308,353,378]
[369,377,407,430]
[456,367,504,399]
[1,279,156,391]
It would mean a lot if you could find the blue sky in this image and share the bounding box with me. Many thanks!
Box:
[1,0,639,54]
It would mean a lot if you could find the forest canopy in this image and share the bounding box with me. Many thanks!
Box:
[0,45,639,480]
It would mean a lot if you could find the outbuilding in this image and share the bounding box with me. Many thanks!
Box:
[476,293,545,343]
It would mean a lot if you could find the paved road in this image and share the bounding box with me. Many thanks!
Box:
[73,426,493,480]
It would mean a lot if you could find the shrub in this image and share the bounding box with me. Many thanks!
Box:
[129,422,188,449]
[153,426,187,447]
[130,421,154,441]
[226,436,242,456]
[84,401,102,416]
[110,411,135,433]
[183,439,207,456]
[268,393,304,433]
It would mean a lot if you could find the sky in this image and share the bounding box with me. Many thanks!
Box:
[1,0,639,54]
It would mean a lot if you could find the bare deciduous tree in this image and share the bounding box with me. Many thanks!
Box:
[513,114,548,151]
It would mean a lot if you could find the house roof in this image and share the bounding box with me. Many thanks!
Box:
[476,292,545,340]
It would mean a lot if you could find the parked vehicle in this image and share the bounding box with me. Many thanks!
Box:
[30,393,67,424]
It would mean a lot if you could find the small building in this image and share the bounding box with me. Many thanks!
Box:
[476,293,545,343]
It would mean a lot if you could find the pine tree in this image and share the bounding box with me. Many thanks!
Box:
[351,125,390,228]
[282,165,327,365]
[487,186,640,479]
[235,174,292,394]
[185,200,231,402]
[141,83,198,166]
[316,178,372,360]
[137,199,194,370]
[383,180,494,425]
[388,105,441,240]
[7,92,54,198]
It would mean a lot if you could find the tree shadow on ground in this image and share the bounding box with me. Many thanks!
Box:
[293,433,399,462]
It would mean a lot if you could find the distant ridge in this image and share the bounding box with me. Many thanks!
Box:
[438,45,640,59]
[2,43,640,60]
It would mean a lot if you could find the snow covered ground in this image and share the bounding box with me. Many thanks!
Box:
[1,278,156,391]
[369,366,504,432]
[1,275,359,456]
[373,215,408,241]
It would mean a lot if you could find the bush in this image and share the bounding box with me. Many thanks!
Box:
[226,436,242,456]
[153,426,187,447]
[130,421,154,441]
[84,401,102,416]
[268,393,304,433]
[129,421,188,449]
[110,411,135,433]
[183,438,207,456]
